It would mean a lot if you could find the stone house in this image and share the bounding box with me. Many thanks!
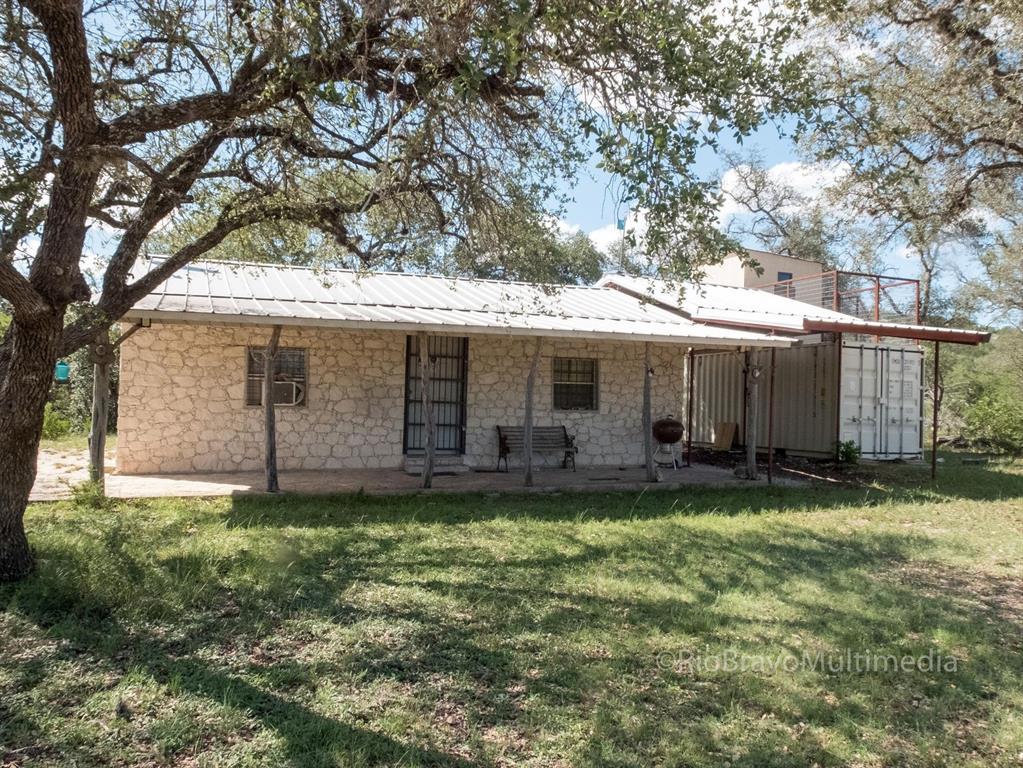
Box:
[116,259,789,475]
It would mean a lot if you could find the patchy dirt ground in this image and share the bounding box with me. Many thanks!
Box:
[32,446,116,500]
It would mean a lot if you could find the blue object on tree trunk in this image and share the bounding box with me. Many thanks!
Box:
[54,360,70,383]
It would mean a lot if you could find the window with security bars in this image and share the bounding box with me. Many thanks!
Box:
[246,347,307,406]
[553,357,598,411]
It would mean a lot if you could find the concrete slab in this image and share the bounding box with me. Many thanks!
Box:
[31,450,803,501]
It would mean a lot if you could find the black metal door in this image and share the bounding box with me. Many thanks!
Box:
[403,336,468,454]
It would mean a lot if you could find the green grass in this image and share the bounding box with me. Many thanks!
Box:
[38,433,117,453]
[3,455,1023,767]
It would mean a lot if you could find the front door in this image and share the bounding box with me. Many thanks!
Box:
[403,336,468,454]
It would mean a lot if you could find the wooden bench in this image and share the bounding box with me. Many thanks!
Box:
[496,425,577,472]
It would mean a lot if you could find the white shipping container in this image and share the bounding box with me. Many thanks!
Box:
[839,342,923,460]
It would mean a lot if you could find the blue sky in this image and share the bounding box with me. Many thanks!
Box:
[556,120,984,296]
[558,120,800,248]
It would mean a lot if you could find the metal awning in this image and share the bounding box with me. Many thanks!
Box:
[124,259,790,348]
[598,274,989,345]
[802,319,990,345]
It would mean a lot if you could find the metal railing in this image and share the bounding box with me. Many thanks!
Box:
[754,270,921,325]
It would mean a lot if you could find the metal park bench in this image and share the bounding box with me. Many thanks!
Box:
[496,425,578,472]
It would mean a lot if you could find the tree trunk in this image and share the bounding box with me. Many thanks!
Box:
[418,332,435,489]
[0,0,102,581]
[264,325,282,493]
[523,337,542,487]
[643,342,656,482]
[0,314,64,580]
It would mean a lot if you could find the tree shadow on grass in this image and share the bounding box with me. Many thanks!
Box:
[218,460,1023,530]
[4,496,1023,766]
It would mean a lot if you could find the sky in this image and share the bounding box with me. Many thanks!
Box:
[557,120,802,256]
[557,119,987,298]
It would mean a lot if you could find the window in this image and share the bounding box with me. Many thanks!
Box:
[246,347,307,406]
[553,357,598,411]
[774,271,795,298]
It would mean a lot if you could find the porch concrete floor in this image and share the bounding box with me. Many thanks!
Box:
[31,449,802,501]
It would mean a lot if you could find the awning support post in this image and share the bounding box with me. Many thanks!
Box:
[418,332,436,489]
[643,342,656,482]
[685,347,694,468]
[87,332,114,492]
[524,337,542,487]
[87,323,141,493]
[742,351,761,481]
[767,347,776,485]
[931,341,940,481]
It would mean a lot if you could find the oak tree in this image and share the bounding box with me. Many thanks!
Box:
[0,0,808,579]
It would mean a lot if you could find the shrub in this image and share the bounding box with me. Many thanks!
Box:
[836,439,861,464]
[962,389,1023,455]
[41,402,72,440]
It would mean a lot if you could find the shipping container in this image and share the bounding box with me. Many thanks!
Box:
[687,339,923,460]
[839,342,923,460]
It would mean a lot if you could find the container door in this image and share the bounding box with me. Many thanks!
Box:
[881,347,923,458]
[840,344,881,459]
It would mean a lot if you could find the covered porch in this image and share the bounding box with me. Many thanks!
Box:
[107,259,792,492]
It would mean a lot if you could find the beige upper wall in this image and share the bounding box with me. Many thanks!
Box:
[117,322,685,474]
[701,249,824,288]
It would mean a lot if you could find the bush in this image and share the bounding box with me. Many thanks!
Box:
[836,439,861,464]
[41,402,72,439]
[962,389,1023,455]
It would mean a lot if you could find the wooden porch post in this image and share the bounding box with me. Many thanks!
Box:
[263,325,283,493]
[418,332,436,489]
[87,331,114,491]
[87,323,143,493]
[643,342,656,482]
[685,347,694,467]
[767,347,776,485]
[524,336,542,487]
[743,351,761,481]
[931,341,940,481]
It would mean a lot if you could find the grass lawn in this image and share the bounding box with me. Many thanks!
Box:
[38,433,117,454]
[2,456,1022,767]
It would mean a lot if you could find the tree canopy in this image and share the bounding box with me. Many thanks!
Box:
[0,0,816,579]
[1,0,811,359]
[804,0,1023,224]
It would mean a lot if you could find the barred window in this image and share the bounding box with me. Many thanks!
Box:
[246,347,307,406]
[553,357,598,411]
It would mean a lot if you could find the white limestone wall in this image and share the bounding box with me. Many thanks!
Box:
[117,322,685,474]
[465,337,684,470]
[117,323,407,474]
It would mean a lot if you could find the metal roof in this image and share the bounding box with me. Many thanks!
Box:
[598,274,990,345]
[124,259,790,348]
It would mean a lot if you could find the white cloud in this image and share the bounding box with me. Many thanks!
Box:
[588,222,623,254]
[544,215,582,239]
[718,159,849,226]
[588,209,647,255]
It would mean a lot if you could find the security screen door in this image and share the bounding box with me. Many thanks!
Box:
[403,336,468,454]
